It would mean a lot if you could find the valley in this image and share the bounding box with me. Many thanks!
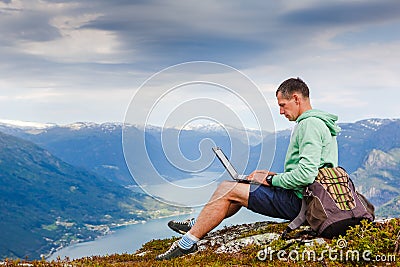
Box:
[0,118,399,260]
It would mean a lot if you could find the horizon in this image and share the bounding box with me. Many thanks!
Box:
[0,116,398,132]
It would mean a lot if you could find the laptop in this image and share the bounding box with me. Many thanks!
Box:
[212,147,250,183]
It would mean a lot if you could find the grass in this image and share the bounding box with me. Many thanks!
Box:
[2,218,399,266]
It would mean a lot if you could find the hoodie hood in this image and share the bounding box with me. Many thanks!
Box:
[296,109,341,136]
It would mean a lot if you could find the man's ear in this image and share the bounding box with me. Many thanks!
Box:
[292,93,300,105]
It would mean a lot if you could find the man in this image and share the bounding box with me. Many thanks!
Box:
[156,77,341,260]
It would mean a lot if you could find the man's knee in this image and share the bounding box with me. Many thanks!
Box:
[214,180,236,195]
[214,180,249,203]
[218,180,236,189]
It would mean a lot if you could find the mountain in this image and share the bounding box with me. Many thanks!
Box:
[139,125,270,179]
[378,195,400,218]
[351,148,400,216]
[1,118,398,174]
[247,119,400,174]
[261,129,291,172]
[0,132,184,260]
[0,122,135,186]
[337,119,400,216]
[0,121,269,186]
[337,118,399,173]
[1,118,399,208]
[1,118,398,260]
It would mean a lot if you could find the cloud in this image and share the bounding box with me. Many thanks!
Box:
[76,1,283,66]
[0,2,125,63]
[0,0,399,129]
[0,1,64,44]
[281,0,400,26]
[18,24,123,63]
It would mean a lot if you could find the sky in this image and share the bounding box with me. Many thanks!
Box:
[0,0,399,131]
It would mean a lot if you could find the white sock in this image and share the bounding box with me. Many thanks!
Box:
[178,232,199,250]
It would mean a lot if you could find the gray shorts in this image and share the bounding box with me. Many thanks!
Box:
[247,184,302,220]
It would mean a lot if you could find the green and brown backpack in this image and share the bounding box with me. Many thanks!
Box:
[283,166,375,239]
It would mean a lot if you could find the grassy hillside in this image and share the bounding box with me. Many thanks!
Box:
[0,132,187,260]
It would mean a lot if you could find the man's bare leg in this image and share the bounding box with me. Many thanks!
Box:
[189,181,250,239]
[226,202,242,218]
[156,181,251,260]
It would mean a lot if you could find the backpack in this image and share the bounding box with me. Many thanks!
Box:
[282,166,375,239]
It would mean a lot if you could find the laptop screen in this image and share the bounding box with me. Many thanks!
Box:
[212,147,239,179]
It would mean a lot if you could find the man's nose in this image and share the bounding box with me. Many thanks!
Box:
[280,107,284,114]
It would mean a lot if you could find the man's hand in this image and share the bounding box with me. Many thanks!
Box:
[246,170,276,186]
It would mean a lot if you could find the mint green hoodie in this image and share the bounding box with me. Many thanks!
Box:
[271,109,341,198]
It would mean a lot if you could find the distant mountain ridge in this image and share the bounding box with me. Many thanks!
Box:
[1,117,399,175]
[0,121,270,185]
[337,118,400,173]
[0,118,399,208]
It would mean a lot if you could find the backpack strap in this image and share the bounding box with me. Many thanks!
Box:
[321,162,334,168]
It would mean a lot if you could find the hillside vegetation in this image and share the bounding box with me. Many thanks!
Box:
[0,132,187,260]
[2,218,399,266]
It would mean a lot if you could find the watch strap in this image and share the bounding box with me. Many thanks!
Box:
[266,175,274,186]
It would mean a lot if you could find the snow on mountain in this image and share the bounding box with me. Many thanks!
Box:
[0,119,55,129]
[63,122,99,131]
[139,123,268,146]
[357,118,395,131]
[0,118,397,142]
[0,119,125,134]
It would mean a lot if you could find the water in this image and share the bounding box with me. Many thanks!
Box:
[133,171,240,207]
[48,173,281,260]
[48,209,277,260]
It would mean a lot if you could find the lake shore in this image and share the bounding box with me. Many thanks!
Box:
[45,208,196,260]
[47,207,275,261]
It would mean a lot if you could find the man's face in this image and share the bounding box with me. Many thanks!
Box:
[276,91,300,121]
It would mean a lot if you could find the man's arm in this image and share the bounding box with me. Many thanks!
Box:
[272,119,326,189]
[246,170,276,185]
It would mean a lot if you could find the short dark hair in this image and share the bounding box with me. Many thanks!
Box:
[276,77,309,99]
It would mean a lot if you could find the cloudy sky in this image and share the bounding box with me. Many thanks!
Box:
[0,0,399,131]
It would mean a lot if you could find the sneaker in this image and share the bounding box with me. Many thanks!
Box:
[168,218,194,234]
[155,240,198,260]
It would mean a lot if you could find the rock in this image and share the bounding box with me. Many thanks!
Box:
[196,221,327,255]
[197,221,275,251]
[216,233,280,253]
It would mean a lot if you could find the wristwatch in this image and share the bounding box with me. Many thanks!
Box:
[266,175,274,186]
